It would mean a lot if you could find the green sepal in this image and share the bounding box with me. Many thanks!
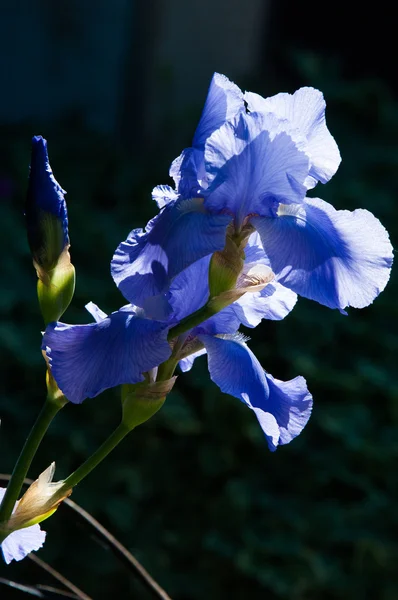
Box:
[37,252,75,325]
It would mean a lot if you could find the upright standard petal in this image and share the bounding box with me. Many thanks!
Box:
[43,308,172,403]
[253,197,393,311]
[245,87,341,185]
[111,199,231,307]
[204,112,309,226]
[193,72,244,149]
[0,489,46,564]
[198,333,312,450]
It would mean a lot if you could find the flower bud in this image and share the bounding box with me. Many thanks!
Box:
[6,464,71,532]
[25,136,75,324]
[121,377,177,430]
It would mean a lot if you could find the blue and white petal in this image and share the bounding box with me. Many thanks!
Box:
[179,348,207,372]
[231,282,297,327]
[253,197,393,311]
[111,198,231,307]
[245,87,341,186]
[204,112,309,225]
[43,308,171,404]
[198,333,311,451]
[0,490,46,564]
[152,185,179,209]
[193,72,244,149]
[85,301,107,323]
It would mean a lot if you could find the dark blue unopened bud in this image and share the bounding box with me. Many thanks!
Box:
[26,136,75,324]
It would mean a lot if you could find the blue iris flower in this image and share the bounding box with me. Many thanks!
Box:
[43,232,311,451]
[112,73,393,313]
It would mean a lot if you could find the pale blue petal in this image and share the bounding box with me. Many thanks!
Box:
[111,199,231,307]
[152,185,178,209]
[43,309,171,403]
[199,334,310,450]
[1,526,46,564]
[193,72,244,149]
[179,348,207,372]
[245,87,341,185]
[0,489,46,564]
[169,147,207,198]
[231,282,297,327]
[253,197,393,310]
[85,301,107,322]
[204,112,309,225]
[264,374,313,446]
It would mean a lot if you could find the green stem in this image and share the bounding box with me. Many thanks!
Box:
[53,423,130,502]
[0,397,63,523]
[167,303,218,340]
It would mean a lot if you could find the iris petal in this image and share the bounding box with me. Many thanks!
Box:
[43,309,171,404]
[231,282,297,327]
[0,489,46,564]
[253,197,393,310]
[264,374,313,446]
[193,72,244,149]
[169,255,211,321]
[1,526,46,564]
[152,184,178,209]
[198,333,311,450]
[245,87,341,186]
[204,112,309,222]
[111,199,231,307]
[179,348,207,372]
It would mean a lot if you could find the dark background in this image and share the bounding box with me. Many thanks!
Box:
[1,1,397,598]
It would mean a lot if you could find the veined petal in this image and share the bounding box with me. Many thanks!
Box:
[169,255,211,321]
[111,199,231,307]
[193,72,244,149]
[245,87,341,185]
[204,111,309,224]
[253,197,393,311]
[1,525,46,564]
[0,489,46,564]
[43,309,171,403]
[170,147,208,198]
[198,333,311,450]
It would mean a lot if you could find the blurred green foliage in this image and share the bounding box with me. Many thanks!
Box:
[1,55,397,599]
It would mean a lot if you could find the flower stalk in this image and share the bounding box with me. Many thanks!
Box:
[0,388,65,524]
